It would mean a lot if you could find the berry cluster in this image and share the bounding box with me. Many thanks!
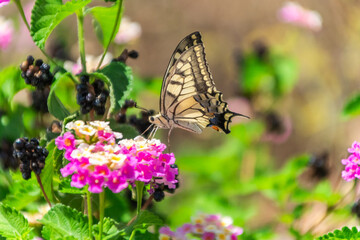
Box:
[352,199,360,219]
[13,138,49,180]
[308,152,329,179]
[153,164,180,202]
[113,49,139,63]
[20,55,53,89]
[115,100,155,136]
[0,139,18,170]
[76,75,109,115]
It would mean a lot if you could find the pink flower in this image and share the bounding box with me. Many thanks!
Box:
[114,17,141,44]
[71,168,89,188]
[348,141,360,156]
[55,132,75,151]
[0,16,13,50]
[107,171,128,193]
[278,2,322,31]
[202,232,216,240]
[342,141,360,181]
[159,213,243,239]
[61,162,79,177]
[94,165,111,177]
[159,226,175,237]
[0,0,10,8]
[121,163,136,180]
[88,174,105,193]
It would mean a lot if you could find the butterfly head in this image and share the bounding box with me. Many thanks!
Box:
[149,114,170,129]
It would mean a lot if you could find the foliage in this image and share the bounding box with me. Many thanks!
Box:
[0,203,32,240]
[316,227,360,240]
[0,0,358,239]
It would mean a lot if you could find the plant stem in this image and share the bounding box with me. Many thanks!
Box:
[77,9,87,73]
[14,0,30,31]
[98,190,105,240]
[13,0,64,68]
[87,190,93,239]
[96,0,124,69]
[36,174,52,207]
[129,229,137,240]
[136,181,144,215]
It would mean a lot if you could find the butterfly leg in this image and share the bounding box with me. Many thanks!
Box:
[141,123,154,138]
[167,127,173,151]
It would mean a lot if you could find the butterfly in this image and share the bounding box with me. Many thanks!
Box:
[148,31,249,141]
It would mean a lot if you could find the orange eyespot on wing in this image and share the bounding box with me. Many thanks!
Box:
[211,126,220,131]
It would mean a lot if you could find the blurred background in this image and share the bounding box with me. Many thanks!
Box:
[2,0,360,239]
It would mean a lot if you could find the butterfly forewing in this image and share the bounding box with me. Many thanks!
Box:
[161,36,217,117]
[153,31,248,135]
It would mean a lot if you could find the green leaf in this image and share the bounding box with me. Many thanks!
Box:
[59,178,86,195]
[130,229,158,240]
[47,72,72,120]
[88,1,123,48]
[93,217,123,240]
[40,139,64,202]
[343,93,360,118]
[0,203,32,239]
[40,204,89,240]
[48,92,71,120]
[92,61,133,113]
[31,0,91,49]
[3,171,41,210]
[0,66,26,107]
[125,210,163,235]
[62,112,80,134]
[316,226,360,240]
[40,140,55,202]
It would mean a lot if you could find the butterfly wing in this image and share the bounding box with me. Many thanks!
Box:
[160,32,247,134]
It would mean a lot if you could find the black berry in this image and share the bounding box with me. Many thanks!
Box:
[153,189,165,202]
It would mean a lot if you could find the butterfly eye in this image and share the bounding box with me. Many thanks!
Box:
[149,116,155,122]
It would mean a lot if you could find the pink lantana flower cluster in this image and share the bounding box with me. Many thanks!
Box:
[278,1,322,31]
[159,213,243,240]
[342,141,360,181]
[55,120,178,194]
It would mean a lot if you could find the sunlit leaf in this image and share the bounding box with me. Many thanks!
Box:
[31,0,91,49]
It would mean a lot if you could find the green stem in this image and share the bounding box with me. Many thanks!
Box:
[129,229,137,240]
[77,9,87,73]
[86,190,93,239]
[14,0,30,31]
[13,0,64,68]
[96,0,124,69]
[136,181,144,215]
[98,191,105,240]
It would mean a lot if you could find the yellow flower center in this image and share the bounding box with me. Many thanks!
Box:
[65,139,72,146]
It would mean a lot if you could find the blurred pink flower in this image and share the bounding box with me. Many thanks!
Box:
[114,17,141,44]
[0,16,13,50]
[0,0,10,8]
[342,141,360,181]
[64,53,113,75]
[278,2,322,31]
[159,213,243,240]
